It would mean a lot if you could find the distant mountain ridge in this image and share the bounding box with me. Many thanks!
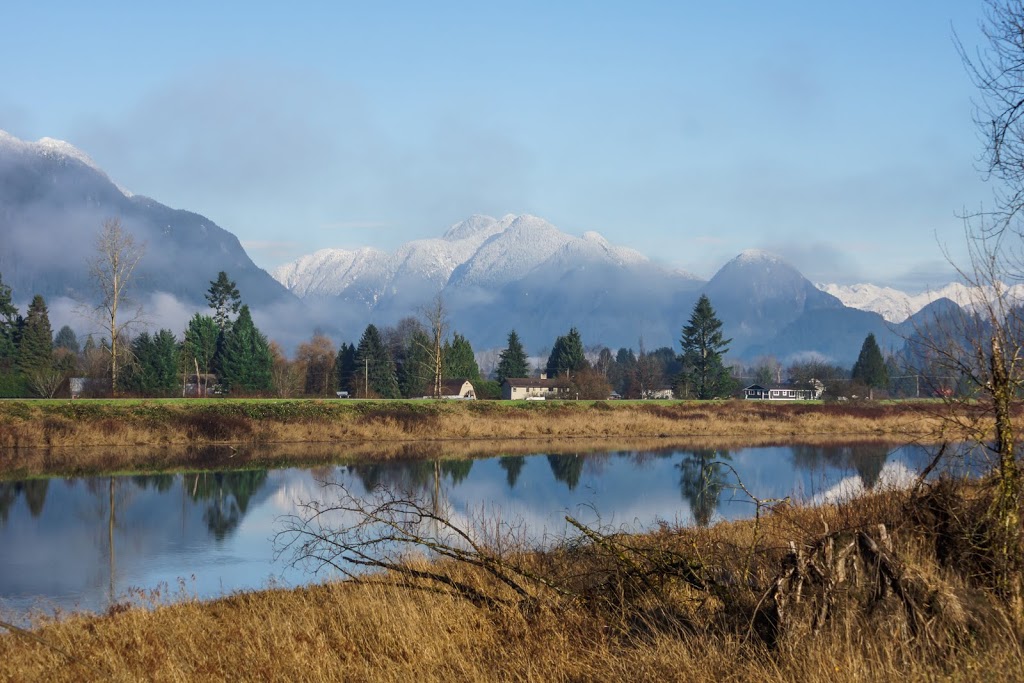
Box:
[2,129,967,365]
[814,281,1024,323]
[0,129,293,309]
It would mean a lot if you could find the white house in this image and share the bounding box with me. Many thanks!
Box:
[742,381,824,401]
[501,375,570,400]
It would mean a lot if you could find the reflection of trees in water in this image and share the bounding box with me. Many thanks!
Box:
[547,454,584,490]
[0,480,50,522]
[441,460,473,485]
[790,445,891,490]
[130,474,175,493]
[678,450,732,527]
[499,456,526,488]
[0,483,17,523]
[350,459,475,495]
[187,471,270,541]
[626,449,677,468]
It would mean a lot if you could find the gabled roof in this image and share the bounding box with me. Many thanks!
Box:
[441,378,473,394]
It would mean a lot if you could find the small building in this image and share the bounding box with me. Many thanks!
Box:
[183,373,219,397]
[502,375,570,401]
[69,377,112,399]
[742,382,822,401]
[644,388,675,400]
[441,379,476,400]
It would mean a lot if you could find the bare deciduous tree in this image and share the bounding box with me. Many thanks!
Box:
[88,218,145,396]
[421,294,449,399]
[906,225,1024,596]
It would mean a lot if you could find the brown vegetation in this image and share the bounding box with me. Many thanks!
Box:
[1,477,1022,681]
[0,399,956,454]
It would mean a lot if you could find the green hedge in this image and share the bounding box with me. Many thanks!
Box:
[0,373,28,398]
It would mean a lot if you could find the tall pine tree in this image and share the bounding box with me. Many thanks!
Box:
[496,330,529,383]
[206,271,242,331]
[335,342,357,394]
[354,324,400,398]
[679,295,734,399]
[851,333,888,391]
[443,332,481,381]
[18,295,53,377]
[0,274,20,371]
[219,305,273,393]
[183,313,220,378]
[546,327,588,378]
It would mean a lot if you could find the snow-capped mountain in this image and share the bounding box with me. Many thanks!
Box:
[0,129,292,308]
[273,213,668,302]
[273,213,707,349]
[4,127,963,362]
[817,281,1024,322]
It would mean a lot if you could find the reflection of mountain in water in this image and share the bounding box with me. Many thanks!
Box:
[678,450,732,527]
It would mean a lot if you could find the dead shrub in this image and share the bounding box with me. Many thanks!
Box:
[177,412,253,442]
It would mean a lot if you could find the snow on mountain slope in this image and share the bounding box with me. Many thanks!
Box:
[0,129,132,196]
[447,214,574,289]
[816,282,1002,322]
[272,214,510,300]
[273,213,692,310]
[272,246,389,298]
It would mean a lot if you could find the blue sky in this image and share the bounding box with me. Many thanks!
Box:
[0,1,994,288]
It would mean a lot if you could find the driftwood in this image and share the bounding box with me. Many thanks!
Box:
[754,524,940,645]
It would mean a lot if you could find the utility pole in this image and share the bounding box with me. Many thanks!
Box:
[364,357,369,398]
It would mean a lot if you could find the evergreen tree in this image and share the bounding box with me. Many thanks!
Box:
[354,324,400,398]
[17,295,54,376]
[124,329,180,396]
[851,332,889,390]
[0,274,20,370]
[679,295,735,399]
[398,329,433,398]
[206,271,242,331]
[183,313,220,378]
[496,330,529,383]
[53,325,80,354]
[335,342,358,394]
[545,327,588,378]
[442,332,481,381]
[219,305,273,393]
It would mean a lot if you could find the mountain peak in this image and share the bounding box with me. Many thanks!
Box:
[732,248,783,265]
[0,129,132,196]
[442,214,498,241]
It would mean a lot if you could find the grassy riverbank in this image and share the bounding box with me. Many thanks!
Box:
[0,398,951,453]
[1,477,1020,681]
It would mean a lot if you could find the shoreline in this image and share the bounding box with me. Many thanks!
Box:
[0,398,962,477]
[1,478,1018,681]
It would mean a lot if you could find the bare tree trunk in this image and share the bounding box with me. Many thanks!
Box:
[88,218,145,397]
[422,295,448,399]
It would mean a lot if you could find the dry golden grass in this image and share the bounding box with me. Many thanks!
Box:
[2,479,1022,682]
[0,399,954,462]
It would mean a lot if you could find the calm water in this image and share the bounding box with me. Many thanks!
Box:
[0,443,976,617]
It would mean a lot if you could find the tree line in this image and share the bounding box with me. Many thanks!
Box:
[0,218,922,400]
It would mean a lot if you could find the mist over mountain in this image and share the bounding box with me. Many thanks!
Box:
[2,129,963,366]
[0,130,293,310]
